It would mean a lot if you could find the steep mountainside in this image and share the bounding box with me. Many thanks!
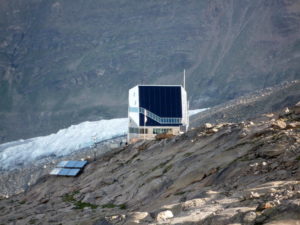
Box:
[0,103,299,225]
[191,80,300,127]
[0,0,300,142]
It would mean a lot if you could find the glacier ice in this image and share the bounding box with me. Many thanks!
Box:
[0,118,128,170]
[0,109,208,170]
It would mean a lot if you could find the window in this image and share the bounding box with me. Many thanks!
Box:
[139,128,148,134]
[153,128,172,134]
[129,127,148,134]
[129,127,139,134]
[129,107,139,113]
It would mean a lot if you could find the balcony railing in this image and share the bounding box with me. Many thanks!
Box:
[129,107,182,124]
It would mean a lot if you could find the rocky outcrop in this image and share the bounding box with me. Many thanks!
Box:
[0,103,299,224]
[191,80,300,127]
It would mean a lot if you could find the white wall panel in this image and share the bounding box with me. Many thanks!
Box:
[181,86,188,129]
[128,86,139,126]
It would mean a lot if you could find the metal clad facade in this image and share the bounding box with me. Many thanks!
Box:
[128,86,140,126]
[139,86,182,126]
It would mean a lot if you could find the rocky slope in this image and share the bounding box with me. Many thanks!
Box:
[1,0,300,143]
[0,136,125,198]
[191,80,300,127]
[0,103,299,225]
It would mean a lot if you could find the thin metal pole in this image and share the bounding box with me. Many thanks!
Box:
[183,69,186,89]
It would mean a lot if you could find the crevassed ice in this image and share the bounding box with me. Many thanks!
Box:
[0,118,128,170]
[0,109,208,170]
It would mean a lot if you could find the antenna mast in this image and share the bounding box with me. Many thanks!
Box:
[183,69,186,89]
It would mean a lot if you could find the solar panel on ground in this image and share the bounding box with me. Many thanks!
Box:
[50,160,87,176]
[67,168,80,176]
[59,168,70,176]
[74,161,87,168]
[65,161,76,168]
[50,168,61,175]
[57,161,68,168]
[56,160,87,168]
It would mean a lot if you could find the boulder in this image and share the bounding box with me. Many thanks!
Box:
[204,123,213,129]
[239,132,247,138]
[271,120,287,129]
[181,198,206,211]
[156,210,173,222]
[293,101,300,114]
[127,212,149,223]
[249,192,260,199]
[265,113,275,118]
[287,122,300,129]
[256,201,276,211]
[207,128,219,134]
[258,144,286,157]
[243,211,257,223]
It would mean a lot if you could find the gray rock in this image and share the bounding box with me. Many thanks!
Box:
[243,211,256,223]
[93,218,113,225]
[294,102,300,114]
[258,144,286,157]
[287,122,300,129]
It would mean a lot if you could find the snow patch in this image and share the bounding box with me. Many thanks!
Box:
[189,108,209,116]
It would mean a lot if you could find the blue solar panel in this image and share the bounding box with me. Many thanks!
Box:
[50,168,80,176]
[75,161,87,168]
[56,160,87,168]
[50,168,61,175]
[67,161,77,168]
[59,168,70,176]
[67,169,80,176]
[50,160,87,176]
[57,161,68,168]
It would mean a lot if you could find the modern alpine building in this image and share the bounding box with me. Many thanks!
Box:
[128,85,188,143]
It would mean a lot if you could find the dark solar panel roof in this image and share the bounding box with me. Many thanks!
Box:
[139,86,182,126]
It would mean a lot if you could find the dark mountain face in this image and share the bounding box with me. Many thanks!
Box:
[0,0,299,143]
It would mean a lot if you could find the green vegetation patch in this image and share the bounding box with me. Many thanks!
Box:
[163,164,173,174]
[62,191,97,209]
[19,200,26,204]
[183,152,193,157]
[62,192,77,203]
[102,203,116,208]
[29,218,38,224]
[151,161,170,172]
[119,204,127,210]
[174,191,186,196]
[102,203,127,210]
[238,155,250,162]
[74,201,98,210]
